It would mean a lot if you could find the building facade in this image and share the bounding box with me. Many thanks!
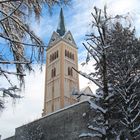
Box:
[42,8,79,116]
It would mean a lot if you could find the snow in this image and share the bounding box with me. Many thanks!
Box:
[131,110,140,123]
[82,113,86,117]
[79,132,102,138]
[88,125,106,135]
[132,124,140,133]
[79,70,103,89]
[88,99,107,114]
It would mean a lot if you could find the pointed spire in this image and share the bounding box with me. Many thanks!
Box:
[57,8,66,36]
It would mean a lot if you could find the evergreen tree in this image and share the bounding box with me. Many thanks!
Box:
[74,6,140,140]
[105,21,140,139]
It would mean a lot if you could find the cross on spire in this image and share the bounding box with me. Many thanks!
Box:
[57,8,66,36]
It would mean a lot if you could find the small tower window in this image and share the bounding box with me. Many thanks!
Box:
[50,55,52,62]
[54,52,57,59]
[67,51,70,58]
[56,50,58,58]
[51,68,56,78]
[50,50,59,63]
[65,50,67,57]
[68,67,73,76]
[65,49,74,61]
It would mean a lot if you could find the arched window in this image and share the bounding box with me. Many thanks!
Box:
[50,51,59,63]
[68,67,73,76]
[56,50,58,58]
[51,68,56,78]
[50,55,52,62]
[67,51,70,58]
[68,67,70,75]
[54,52,57,59]
[65,50,67,57]
[54,68,56,77]
[51,69,53,78]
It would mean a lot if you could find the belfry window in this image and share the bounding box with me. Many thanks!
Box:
[65,50,67,56]
[65,49,74,61]
[50,50,59,63]
[68,67,73,76]
[56,50,58,58]
[51,68,56,78]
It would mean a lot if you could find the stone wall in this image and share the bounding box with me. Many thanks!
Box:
[4,100,140,140]
[4,101,99,140]
[3,136,15,140]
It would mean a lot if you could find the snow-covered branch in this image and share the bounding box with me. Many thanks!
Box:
[79,133,102,138]
[88,125,106,135]
[131,110,140,124]
[0,60,31,64]
[0,67,26,76]
[88,99,107,114]
[0,0,21,4]
[0,0,23,22]
[72,89,97,99]
[72,67,103,88]
[132,124,140,133]
[0,86,20,98]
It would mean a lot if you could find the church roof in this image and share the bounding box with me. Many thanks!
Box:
[47,8,77,50]
[56,8,66,36]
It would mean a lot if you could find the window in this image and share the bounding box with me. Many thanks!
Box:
[65,49,74,61]
[50,50,59,63]
[56,51,58,58]
[51,68,56,78]
[65,50,67,56]
[54,52,57,59]
[68,67,73,76]
[67,51,70,58]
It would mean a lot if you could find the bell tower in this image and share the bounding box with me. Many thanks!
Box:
[42,8,79,116]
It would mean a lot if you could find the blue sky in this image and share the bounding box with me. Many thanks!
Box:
[1,0,140,139]
[30,0,140,62]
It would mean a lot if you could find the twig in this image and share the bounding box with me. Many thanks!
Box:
[0,0,23,22]
[0,34,47,47]
[0,60,31,64]
[0,0,21,4]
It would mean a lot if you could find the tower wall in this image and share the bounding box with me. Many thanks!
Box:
[43,40,79,116]
[42,8,79,116]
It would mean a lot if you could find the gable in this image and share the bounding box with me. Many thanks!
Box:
[48,31,61,47]
[63,31,76,46]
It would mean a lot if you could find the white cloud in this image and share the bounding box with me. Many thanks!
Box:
[0,65,45,139]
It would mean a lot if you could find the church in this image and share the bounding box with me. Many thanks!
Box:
[4,8,94,140]
[42,8,79,116]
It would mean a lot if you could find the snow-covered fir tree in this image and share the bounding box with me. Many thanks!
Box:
[73,6,140,140]
[105,22,140,139]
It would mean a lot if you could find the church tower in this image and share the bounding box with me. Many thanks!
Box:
[42,8,79,116]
